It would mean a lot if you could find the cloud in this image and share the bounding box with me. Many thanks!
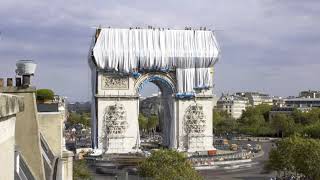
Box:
[0,0,319,101]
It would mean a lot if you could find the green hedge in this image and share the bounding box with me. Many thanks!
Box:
[36,89,54,101]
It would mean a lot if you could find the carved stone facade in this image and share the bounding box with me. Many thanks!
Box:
[92,72,215,153]
[101,75,129,90]
[103,103,128,136]
[184,104,206,134]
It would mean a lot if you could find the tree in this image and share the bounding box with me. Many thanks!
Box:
[292,109,308,124]
[138,149,203,180]
[265,135,320,179]
[36,89,54,101]
[265,136,297,176]
[293,138,320,179]
[73,160,92,180]
[138,113,148,132]
[271,113,295,137]
[292,108,320,125]
[67,112,91,127]
[79,113,91,127]
[212,110,237,135]
[305,108,320,124]
[212,110,223,134]
[237,104,273,136]
[265,147,287,176]
[303,122,320,138]
[147,115,159,133]
[240,104,272,123]
[216,118,237,135]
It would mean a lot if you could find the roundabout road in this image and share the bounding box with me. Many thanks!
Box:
[199,142,276,180]
[91,142,276,180]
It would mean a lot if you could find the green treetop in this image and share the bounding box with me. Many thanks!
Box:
[138,149,203,180]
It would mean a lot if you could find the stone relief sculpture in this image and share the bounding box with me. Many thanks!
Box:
[103,103,128,136]
[184,104,206,135]
[102,75,129,89]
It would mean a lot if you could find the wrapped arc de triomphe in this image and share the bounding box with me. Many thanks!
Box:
[88,27,220,154]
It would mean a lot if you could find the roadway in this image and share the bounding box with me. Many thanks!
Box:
[91,142,276,180]
[200,142,276,180]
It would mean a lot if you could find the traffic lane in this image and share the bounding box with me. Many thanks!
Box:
[254,142,273,162]
[200,163,274,180]
[199,142,275,179]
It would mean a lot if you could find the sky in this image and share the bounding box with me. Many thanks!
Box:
[0,0,319,102]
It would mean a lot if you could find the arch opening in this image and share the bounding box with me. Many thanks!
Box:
[136,74,176,149]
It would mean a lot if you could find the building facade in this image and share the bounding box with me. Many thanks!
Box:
[299,90,320,98]
[236,92,273,106]
[284,98,320,110]
[0,93,24,180]
[38,96,73,180]
[216,94,247,119]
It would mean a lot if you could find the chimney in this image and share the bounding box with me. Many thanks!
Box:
[7,78,13,87]
[22,75,31,87]
[16,77,22,87]
[0,78,3,88]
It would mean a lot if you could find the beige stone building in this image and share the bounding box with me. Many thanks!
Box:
[0,60,73,180]
[38,97,73,180]
[236,92,273,106]
[216,94,248,119]
[0,93,24,180]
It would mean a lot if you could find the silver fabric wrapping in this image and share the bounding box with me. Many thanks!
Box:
[92,28,220,93]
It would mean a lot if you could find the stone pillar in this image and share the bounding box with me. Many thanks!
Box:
[60,150,74,180]
[176,95,215,152]
[95,73,140,153]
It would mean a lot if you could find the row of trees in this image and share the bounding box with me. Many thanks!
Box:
[67,112,91,128]
[138,113,159,134]
[265,135,320,179]
[213,104,320,138]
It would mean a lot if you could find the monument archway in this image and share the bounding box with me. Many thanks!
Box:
[135,72,176,148]
[88,27,220,154]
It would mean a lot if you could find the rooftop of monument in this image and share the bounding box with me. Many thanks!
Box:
[88,27,221,94]
[89,27,221,72]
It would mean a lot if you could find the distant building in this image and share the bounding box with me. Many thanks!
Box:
[236,92,273,106]
[270,92,320,119]
[273,96,285,107]
[269,107,296,120]
[216,94,248,119]
[212,95,219,109]
[284,97,320,111]
[299,90,320,98]
[277,90,320,111]
[68,101,91,113]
